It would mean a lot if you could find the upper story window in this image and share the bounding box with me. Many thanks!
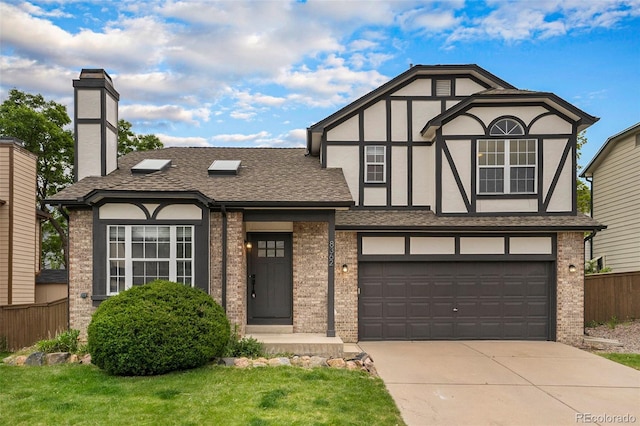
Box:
[478,119,536,195]
[365,146,386,183]
[107,225,194,295]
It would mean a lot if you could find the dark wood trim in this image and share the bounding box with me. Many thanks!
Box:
[386,99,392,207]
[327,214,336,337]
[407,100,414,207]
[358,112,365,207]
[543,140,572,211]
[441,141,471,212]
[358,253,556,262]
[243,209,333,222]
[435,128,443,214]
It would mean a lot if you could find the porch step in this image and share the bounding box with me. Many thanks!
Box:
[247,333,344,358]
[245,325,293,334]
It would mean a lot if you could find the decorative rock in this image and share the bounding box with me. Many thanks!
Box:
[15,356,27,366]
[68,354,79,364]
[327,358,346,368]
[268,357,291,367]
[218,357,236,367]
[25,352,45,366]
[79,354,92,364]
[234,357,250,368]
[2,356,16,365]
[46,352,70,365]
[345,360,358,370]
[309,356,328,368]
[253,361,267,367]
[290,356,302,366]
[254,357,268,364]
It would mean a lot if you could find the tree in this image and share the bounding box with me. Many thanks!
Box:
[0,89,74,268]
[576,131,591,214]
[0,90,164,268]
[118,119,163,156]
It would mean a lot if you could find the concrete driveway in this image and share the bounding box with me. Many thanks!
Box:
[359,341,640,426]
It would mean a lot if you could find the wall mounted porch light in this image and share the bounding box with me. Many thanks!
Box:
[568,264,577,273]
[245,241,252,250]
[342,264,348,273]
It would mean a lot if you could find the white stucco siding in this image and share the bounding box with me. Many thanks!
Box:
[442,116,484,135]
[542,139,569,202]
[363,187,387,206]
[326,115,359,141]
[476,198,538,213]
[364,100,387,141]
[77,123,102,180]
[99,203,147,219]
[156,204,203,220]
[468,106,548,128]
[460,237,505,254]
[529,114,572,134]
[445,140,471,200]
[592,132,640,272]
[106,94,118,127]
[410,237,455,254]
[509,237,553,255]
[326,145,359,204]
[391,78,431,97]
[106,128,117,175]
[391,146,408,206]
[441,156,468,213]
[362,237,405,255]
[76,90,101,119]
[546,148,573,212]
[455,78,486,96]
[412,145,435,207]
[412,101,441,142]
[391,101,408,142]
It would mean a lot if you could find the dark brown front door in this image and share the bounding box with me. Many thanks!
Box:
[247,233,293,325]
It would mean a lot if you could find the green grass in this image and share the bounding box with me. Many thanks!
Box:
[599,353,640,370]
[0,363,405,426]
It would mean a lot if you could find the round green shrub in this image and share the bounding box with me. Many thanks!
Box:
[87,280,230,376]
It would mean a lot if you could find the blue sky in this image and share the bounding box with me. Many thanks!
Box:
[1,0,639,167]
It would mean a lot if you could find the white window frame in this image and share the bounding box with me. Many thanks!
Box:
[107,224,195,295]
[365,145,386,183]
[477,139,537,195]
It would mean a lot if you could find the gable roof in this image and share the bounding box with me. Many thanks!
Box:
[421,88,599,140]
[46,147,354,208]
[580,122,640,178]
[306,64,516,155]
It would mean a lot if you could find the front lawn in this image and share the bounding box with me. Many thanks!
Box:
[598,353,640,371]
[0,363,405,426]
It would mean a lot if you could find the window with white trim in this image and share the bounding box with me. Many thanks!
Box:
[478,139,537,194]
[365,146,386,183]
[107,225,194,295]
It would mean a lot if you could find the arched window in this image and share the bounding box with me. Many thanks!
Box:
[489,118,524,136]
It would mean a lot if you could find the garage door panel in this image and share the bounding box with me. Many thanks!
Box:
[359,261,551,341]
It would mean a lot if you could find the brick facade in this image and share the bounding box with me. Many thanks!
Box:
[209,212,222,305]
[335,231,358,343]
[224,211,247,335]
[292,222,328,334]
[68,209,95,339]
[556,231,585,345]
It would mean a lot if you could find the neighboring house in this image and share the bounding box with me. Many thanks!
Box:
[35,269,68,303]
[0,137,39,305]
[48,66,603,347]
[581,122,640,273]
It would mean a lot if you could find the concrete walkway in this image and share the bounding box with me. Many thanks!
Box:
[359,341,640,426]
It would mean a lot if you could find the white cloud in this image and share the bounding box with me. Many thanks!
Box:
[157,133,211,147]
[120,104,211,126]
[210,131,271,143]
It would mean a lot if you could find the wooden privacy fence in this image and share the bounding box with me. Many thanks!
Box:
[0,298,68,351]
[584,271,640,324]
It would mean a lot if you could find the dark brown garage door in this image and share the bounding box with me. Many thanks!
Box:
[359,262,551,341]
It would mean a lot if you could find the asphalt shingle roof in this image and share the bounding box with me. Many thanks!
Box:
[48,147,354,206]
[336,209,605,231]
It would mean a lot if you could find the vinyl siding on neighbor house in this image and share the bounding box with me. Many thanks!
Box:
[0,145,10,305]
[591,132,640,272]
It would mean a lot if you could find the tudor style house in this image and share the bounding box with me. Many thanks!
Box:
[48,66,602,349]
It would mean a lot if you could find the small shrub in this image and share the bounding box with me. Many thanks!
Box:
[606,316,619,330]
[225,326,265,358]
[36,329,80,353]
[88,280,230,376]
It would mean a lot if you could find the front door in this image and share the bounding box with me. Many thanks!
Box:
[247,233,293,325]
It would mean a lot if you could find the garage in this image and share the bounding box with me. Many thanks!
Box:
[359,261,552,341]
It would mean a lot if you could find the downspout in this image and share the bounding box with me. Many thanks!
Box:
[585,176,594,260]
[221,204,227,312]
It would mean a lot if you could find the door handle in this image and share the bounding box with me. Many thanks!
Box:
[453,308,458,312]
[250,274,256,298]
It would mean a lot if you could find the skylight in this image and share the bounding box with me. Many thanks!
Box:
[131,159,172,174]
[208,160,241,175]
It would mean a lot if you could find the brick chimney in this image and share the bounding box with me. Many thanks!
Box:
[72,69,119,181]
